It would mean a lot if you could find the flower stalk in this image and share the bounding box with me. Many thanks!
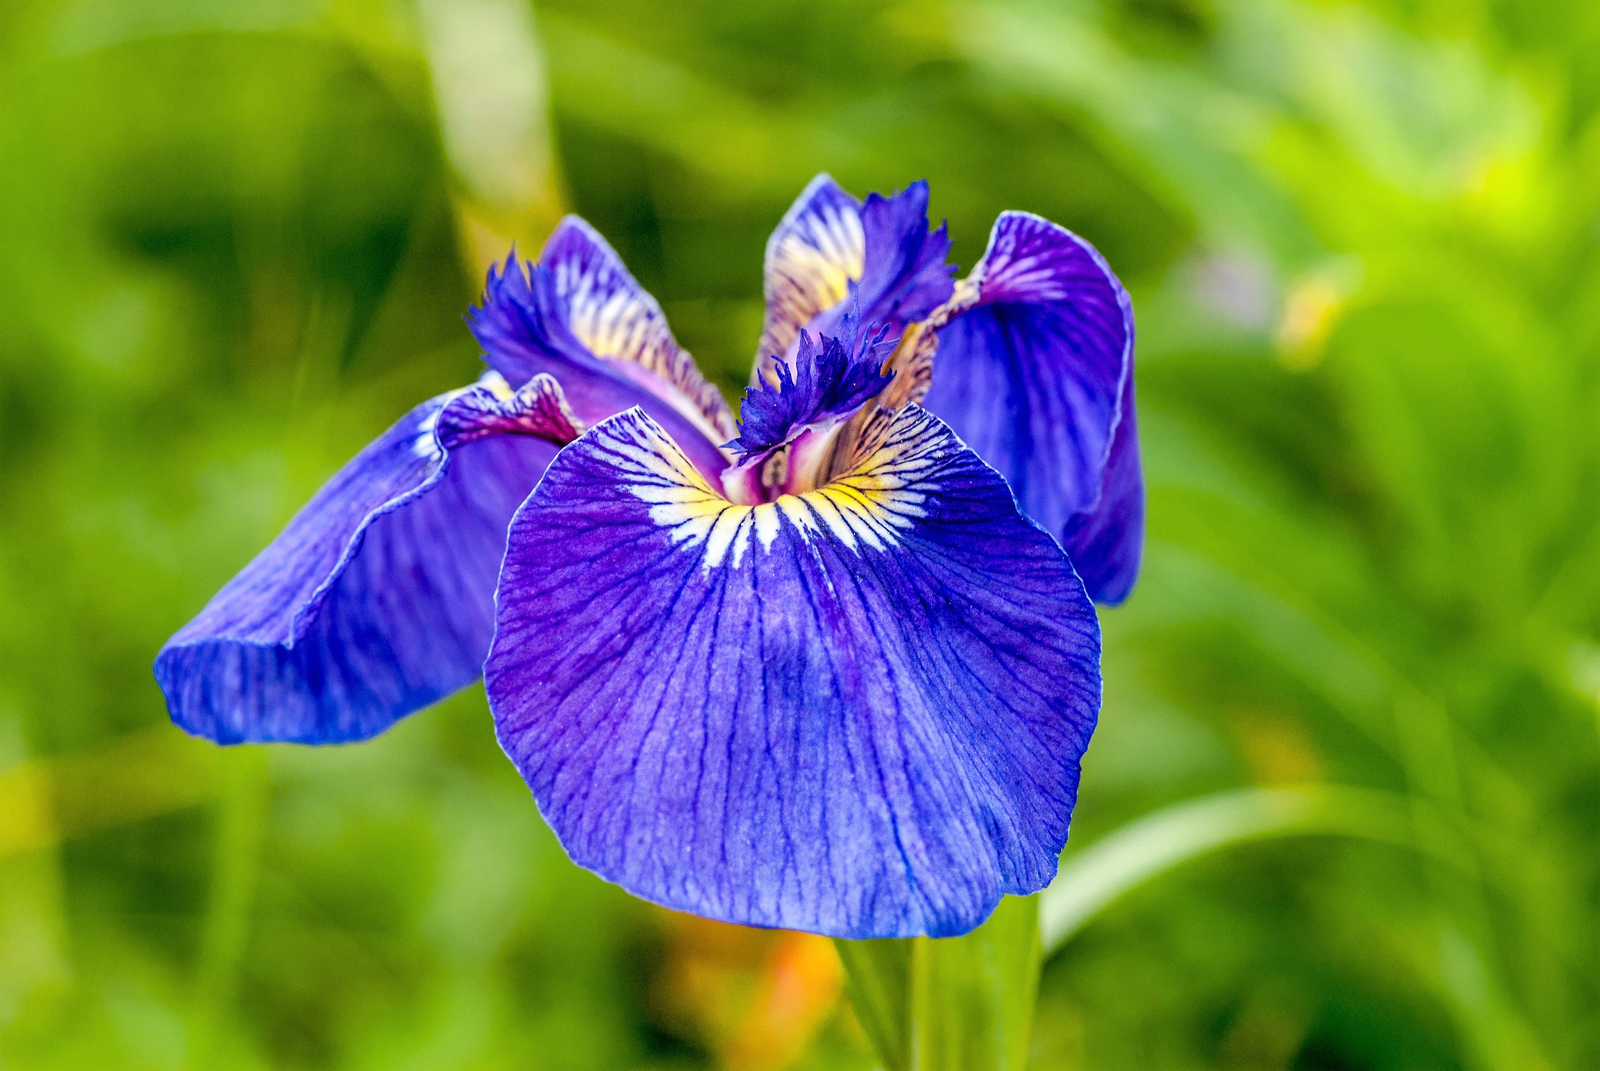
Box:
[837,895,1042,1071]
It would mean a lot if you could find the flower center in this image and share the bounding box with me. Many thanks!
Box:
[720,311,897,505]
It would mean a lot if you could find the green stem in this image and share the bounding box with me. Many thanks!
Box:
[836,895,1041,1071]
[187,748,269,1070]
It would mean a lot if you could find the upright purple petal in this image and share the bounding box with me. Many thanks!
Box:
[485,405,1101,938]
[155,375,577,744]
[756,177,953,381]
[469,218,732,479]
[542,218,736,440]
[920,211,1141,604]
[758,174,865,371]
[853,181,954,330]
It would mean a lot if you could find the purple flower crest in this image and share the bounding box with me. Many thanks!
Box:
[725,294,896,461]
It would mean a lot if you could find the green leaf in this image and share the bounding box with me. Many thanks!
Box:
[836,896,1041,1071]
[1038,785,1466,955]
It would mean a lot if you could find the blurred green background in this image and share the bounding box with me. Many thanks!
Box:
[4,0,1600,1067]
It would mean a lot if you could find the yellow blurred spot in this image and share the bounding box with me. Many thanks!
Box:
[0,762,55,856]
[0,727,218,857]
[419,0,566,278]
[1274,275,1345,371]
[1230,710,1323,787]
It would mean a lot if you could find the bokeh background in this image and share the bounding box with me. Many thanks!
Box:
[4,0,1600,1067]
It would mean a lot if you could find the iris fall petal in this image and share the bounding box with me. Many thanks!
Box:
[484,404,1101,938]
[155,375,576,744]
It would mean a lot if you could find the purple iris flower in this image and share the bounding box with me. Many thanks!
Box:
[155,175,1140,938]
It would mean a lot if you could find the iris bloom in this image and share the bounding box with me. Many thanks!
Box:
[156,176,1140,938]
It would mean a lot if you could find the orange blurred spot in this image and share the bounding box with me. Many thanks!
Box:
[650,911,843,1070]
[724,931,843,1070]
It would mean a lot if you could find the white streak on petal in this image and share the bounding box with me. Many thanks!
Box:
[704,506,753,569]
[609,405,951,570]
[753,502,782,551]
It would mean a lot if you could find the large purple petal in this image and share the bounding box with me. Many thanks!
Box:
[756,177,953,381]
[469,217,733,479]
[484,405,1101,938]
[155,375,575,744]
[920,211,1141,604]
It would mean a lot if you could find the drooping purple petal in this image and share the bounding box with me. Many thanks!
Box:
[436,371,585,447]
[756,177,953,381]
[484,405,1101,939]
[469,217,733,479]
[155,375,577,744]
[1062,373,1142,604]
[920,211,1141,604]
